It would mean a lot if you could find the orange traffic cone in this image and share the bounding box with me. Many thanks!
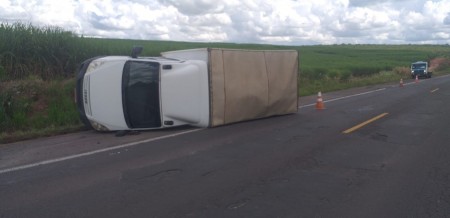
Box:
[399,78,404,87]
[415,75,419,83]
[315,91,325,110]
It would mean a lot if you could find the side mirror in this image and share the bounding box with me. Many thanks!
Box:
[131,46,143,58]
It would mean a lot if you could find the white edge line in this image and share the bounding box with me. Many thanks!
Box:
[430,88,439,93]
[0,128,202,175]
[298,88,386,109]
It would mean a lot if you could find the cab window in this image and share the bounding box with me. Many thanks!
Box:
[122,61,161,128]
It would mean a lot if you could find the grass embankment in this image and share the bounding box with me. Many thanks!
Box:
[1,23,450,143]
[0,77,82,142]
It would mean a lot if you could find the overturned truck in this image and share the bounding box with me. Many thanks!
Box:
[76,48,299,131]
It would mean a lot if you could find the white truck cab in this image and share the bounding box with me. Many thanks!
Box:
[411,61,432,79]
[76,50,209,131]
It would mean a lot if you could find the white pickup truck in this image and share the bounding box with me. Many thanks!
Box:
[76,47,299,131]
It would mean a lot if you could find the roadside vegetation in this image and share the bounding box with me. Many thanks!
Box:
[1,22,450,143]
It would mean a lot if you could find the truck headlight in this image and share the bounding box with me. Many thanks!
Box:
[86,61,105,74]
[89,120,110,131]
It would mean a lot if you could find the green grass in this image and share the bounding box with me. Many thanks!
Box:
[297,44,450,95]
[299,44,448,79]
[299,71,403,96]
[1,22,450,143]
[0,77,84,143]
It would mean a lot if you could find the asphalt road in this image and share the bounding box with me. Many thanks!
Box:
[1,76,450,217]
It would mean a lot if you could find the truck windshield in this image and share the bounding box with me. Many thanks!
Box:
[122,61,161,128]
[412,64,426,69]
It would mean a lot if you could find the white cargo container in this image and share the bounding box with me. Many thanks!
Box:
[76,48,298,131]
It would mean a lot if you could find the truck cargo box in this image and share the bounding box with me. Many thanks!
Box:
[76,47,299,131]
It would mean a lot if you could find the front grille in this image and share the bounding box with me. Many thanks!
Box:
[83,75,92,116]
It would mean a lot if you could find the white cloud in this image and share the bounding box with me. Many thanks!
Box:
[1,0,450,45]
[0,0,30,22]
[445,13,450,25]
[157,0,228,15]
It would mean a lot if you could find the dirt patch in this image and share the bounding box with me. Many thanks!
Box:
[429,58,450,72]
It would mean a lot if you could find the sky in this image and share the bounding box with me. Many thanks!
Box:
[1,0,450,45]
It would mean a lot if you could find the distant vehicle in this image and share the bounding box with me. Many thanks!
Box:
[411,61,432,79]
[75,47,299,132]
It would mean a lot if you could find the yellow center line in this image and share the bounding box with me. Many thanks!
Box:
[430,88,439,93]
[343,113,389,134]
